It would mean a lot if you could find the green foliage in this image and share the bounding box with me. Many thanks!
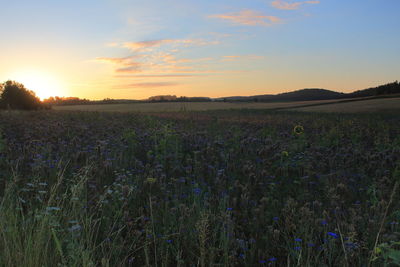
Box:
[0,80,43,110]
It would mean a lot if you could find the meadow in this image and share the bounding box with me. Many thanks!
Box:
[53,97,400,114]
[52,99,344,113]
[0,109,399,266]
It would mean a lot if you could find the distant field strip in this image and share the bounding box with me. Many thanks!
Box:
[290,97,400,113]
[53,99,343,112]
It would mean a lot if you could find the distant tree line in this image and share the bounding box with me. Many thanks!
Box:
[1,79,399,109]
[346,81,400,98]
[0,80,45,110]
[43,96,91,106]
[147,95,211,102]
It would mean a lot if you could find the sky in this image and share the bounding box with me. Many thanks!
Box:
[0,0,399,100]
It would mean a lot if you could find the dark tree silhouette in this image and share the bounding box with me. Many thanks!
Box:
[0,80,43,110]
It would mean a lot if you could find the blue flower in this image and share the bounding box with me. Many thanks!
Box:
[321,220,328,226]
[166,239,173,244]
[327,232,339,239]
[193,188,201,194]
[269,257,277,262]
[294,238,302,242]
[259,260,266,264]
[294,246,301,251]
[273,216,279,222]
[226,207,233,211]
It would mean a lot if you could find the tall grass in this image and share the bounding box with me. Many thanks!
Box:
[0,110,399,266]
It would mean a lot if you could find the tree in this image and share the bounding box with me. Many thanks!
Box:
[0,80,43,110]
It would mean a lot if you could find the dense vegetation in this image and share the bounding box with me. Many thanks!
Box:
[0,81,44,110]
[0,110,399,266]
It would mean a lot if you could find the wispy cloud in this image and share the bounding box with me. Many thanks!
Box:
[271,0,320,10]
[95,56,137,65]
[115,74,200,78]
[126,82,180,88]
[221,55,264,62]
[96,57,143,73]
[122,39,218,52]
[97,38,219,75]
[209,10,281,26]
[115,64,142,73]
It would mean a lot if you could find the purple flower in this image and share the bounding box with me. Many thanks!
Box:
[269,257,277,262]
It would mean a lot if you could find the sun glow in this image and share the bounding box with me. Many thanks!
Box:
[8,70,66,100]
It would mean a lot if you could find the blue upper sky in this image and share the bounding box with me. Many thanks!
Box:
[0,0,399,99]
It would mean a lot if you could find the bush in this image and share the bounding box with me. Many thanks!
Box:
[0,80,43,110]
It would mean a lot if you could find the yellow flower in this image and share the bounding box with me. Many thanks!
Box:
[146,178,157,184]
[293,125,304,135]
[281,151,289,157]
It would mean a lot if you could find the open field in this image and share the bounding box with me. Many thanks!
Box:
[0,110,399,266]
[291,97,400,113]
[53,99,345,112]
[53,96,400,113]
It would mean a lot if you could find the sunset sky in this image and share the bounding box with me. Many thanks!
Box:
[0,0,399,100]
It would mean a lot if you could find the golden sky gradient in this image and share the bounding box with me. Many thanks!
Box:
[1,0,399,100]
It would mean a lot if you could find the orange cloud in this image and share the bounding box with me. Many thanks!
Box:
[126,82,180,88]
[123,40,174,51]
[122,39,218,51]
[97,36,220,78]
[271,0,320,10]
[115,74,199,78]
[95,56,137,65]
[209,10,281,26]
[115,64,142,73]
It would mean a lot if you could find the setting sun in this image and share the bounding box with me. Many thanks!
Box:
[7,70,66,100]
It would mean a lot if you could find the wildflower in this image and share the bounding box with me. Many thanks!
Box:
[327,232,339,239]
[259,260,267,263]
[307,243,316,247]
[321,220,328,226]
[281,151,289,157]
[294,246,301,251]
[293,125,304,135]
[269,257,277,262]
[294,238,302,242]
[193,188,201,194]
[166,239,173,244]
[273,216,279,222]
[146,177,157,184]
[226,207,233,211]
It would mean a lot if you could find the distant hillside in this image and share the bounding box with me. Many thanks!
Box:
[216,81,400,102]
[216,89,344,102]
[44,81,400,105]
[345,81,400,98]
